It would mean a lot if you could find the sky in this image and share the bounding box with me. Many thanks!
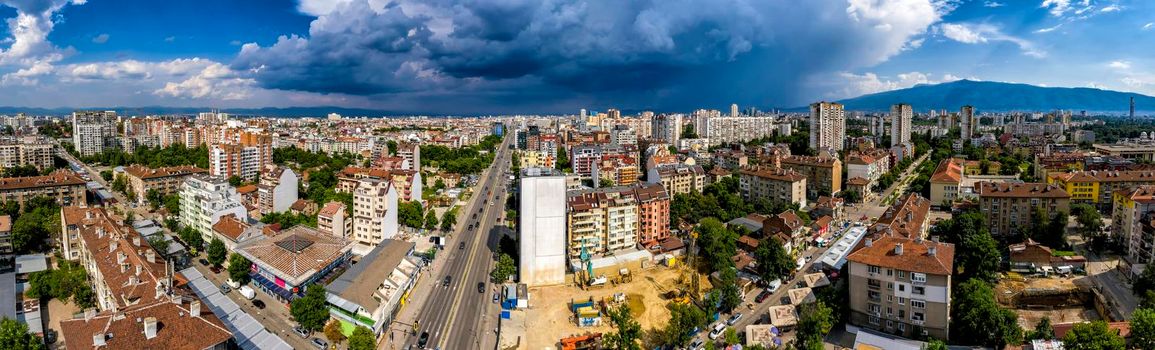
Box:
[0,0,1152,114]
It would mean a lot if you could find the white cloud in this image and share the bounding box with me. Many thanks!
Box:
[835,71,963,97]
[938,23,1046,58]
[154,62,255,100]
[1099,4,1120,13]
[984,1,1005,7]
[92,33,109,44]
[1144,22,1154,31]
[0,60,53,85]
[1041,0,1098,18]
[1086,82,1105,89]
[1108,60,1131,70]
[164,36,175,43]
[1034,23,1063,33]
[64,60,153,81]
[0,0,86,66]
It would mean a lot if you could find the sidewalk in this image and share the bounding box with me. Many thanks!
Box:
[383,256,441,349]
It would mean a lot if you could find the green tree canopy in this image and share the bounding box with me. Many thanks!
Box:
[755,237,794,282]
[490,253,516,283]
[696,218,737,273]
[424,210,439,230]
[660,303,708,347]
[228,253,252,285]
[398,201,424,228]
[795,302,833,350]
[950,279,1023,347]
[602,304,642,350]
[206,238,227,267]
[290,285,330,332]
[1028,316,1055,340]
[0,318,45,350]
[347,325,377,350]
[1062,321,1125,350]
[1131,308,1155,349]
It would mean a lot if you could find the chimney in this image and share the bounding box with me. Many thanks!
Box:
[143,317,158,339]
[146,250,156,263]
[895,243,903,255]
[86,211,93,220]
[133,236,141,247]
[98,227,105,238]
[865,238,873,247]
[155,284,165,299]
[190,301,201,317]
[932,236,940,243]
[929,246,937,256]
[110,240,118,252]
[135,264,142,276]
[117,251,126,264]
[93,334,106,346]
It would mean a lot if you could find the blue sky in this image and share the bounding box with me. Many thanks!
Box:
[0,0,1152,114]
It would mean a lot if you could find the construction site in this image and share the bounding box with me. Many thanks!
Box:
[995,272,1110,330]
[525,258,712,349]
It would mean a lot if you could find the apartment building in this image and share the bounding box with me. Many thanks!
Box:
[890,104,912,147]
[960,105,977,140]
[737,166,807,208]
[178,175,249,244]
[122,165,207,204]
[634,183,670,245]
[318,201,351,239]
[0,137,55,170]
[596,154,641,186]
[325,239,420,336]
[71,110,118,156]
[651,114,683,145]
[1111,186,1155,264]
[868,193,931,240]
[1048,170,1155,212]
[647,163,706,196]
[697,115,778,145]
[567,187,640,258]
[351,178,400,255]
[518,150,556,169]
[57,208,232,349]
[809,102,846,151]
[929,158,965,207]
[208,131,272,182]
[0,170,86,208]
[976,182,1071,236]
[337,166,423,203]
[257,165,299,215]
[396,142,420,170]
[845,149,890,189]
[777,155,842,198]
[609,125,637,146]
[846,236,955,340]
[520,168,568,287]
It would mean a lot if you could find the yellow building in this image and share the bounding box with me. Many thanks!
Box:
[1049,170,1155,211]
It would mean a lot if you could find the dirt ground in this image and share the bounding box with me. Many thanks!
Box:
[996,273,1101,330]
[527,266,709,349]
[45,299,81,350]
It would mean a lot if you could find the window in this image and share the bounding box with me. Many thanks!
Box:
[898,284,906,292]
[898,297,906,305]
[887,269,894,276]
[887,282,894,290]
[912,273,927,283]
[868,265,881,274]
[887,295,893,302]
[898,310,905,319]
[887,320,893,328]
[868,279,881,289]
[897,271,906,279]
[869,316,880,325]
[869,304,881,314]
[898,323,906,332]
[868,291,881,301]
[912,312,925,322]
[911,300,926,309]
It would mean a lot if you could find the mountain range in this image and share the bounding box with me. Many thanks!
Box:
[824,79,1155,113]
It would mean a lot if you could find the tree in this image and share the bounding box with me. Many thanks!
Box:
[1142,290,1155,310]
[840,190,861,204]
[754,237,794,282]
[398,201,424,228]
[1131,308,1155,349]
[922,339,948,350]
[147,235,170,255]
[111,174,127,193]
[440,208,457,231]
[163,194,181,215]
[682,123,698,139]
[951,279,1023,347]
[146,189,164,210]
[228,253,252,285]
[723,328,740,346]
[491,253,516,283]
[206,238,226,267]
[0,318,45,350]
[718,268,742,313]
[1,165,39,177]
[599,178,615,188]
[602,304,642,350]
[695,218,737,273]
[1028,316,1055,340]
[957,229,1001,283]
[179,227,204,252]
[347,325,376,350]
[555,146,569,171]
[228,175,242,187]
[795,302,833,350]
[1062,321,1125,350]
[323,319,346,347]
[290,285,330,332]
[424,210,439,230]
[1135,263,1155,296]
[661,303,708,347]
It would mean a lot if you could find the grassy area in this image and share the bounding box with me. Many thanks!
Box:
[1052,250,1077,257]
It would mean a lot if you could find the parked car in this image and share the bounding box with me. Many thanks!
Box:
[311,338,328,349]
[198,259,209,266]
[293,326,310,338]
[477,282,485,293]
[766,279,783,293]
[754,290,771,303]
[689,338,705,350]
[209,266,222,274]
[252,299,265,309]
[726,313,743,326]
[219,283,231,294]
[708,323,726,339]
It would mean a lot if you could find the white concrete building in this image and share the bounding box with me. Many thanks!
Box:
[890,104,912,147]
[179,174,249,244]
[960,105,976,140]
[71,111,118,156]
[352,178,400,255]
[519,168,567,287]
[257,165,299,215]
[651,114,683,145]
[809,102,846,151]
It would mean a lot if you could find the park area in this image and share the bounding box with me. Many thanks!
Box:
[526,266,711,348]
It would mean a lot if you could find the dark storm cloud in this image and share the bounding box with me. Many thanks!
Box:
[232,0,948,112]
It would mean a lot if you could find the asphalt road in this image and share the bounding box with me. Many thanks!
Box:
[409,135,512,350]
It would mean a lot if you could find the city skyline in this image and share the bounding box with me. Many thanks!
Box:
[0,0,1153,114]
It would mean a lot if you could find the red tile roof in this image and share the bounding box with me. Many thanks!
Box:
[846,235,955,275]
[59,299,232,350]
[929,158,964,183]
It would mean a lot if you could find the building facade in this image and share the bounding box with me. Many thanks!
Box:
[179,175,249,244]
[122,165,207,204]
[351,178,400,255]
[0,137,55,171]
[846,236,954,340]
[257,165,299,215]
[646,163,706,196]
[519,168,567,287]
[71,111,118,156]
[975,182,1071,236]
[0,170,86,208]
[809,102,846,151]
[890,104,912,147]
[738,166,807,208]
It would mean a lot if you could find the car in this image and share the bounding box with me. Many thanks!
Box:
[708,323,726,339]
[210,266,222,274]
[689,338,705,350]
[417,331,430,348]
[443,276,452,287]
[726,313,743,326]
[44,329,57,344]
[766,279,783,293]
[293,326,309,338]
[252,299,266,309]
[459,242,465,250]
[493,292,499,303]
[478,282,485,293]
[311,338,328,349]
[199,258,210,266]
[219,283,231,294]
[754,290,771,303]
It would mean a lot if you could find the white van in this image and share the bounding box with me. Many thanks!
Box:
[708,323,726,340]
[766,278,783,293]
